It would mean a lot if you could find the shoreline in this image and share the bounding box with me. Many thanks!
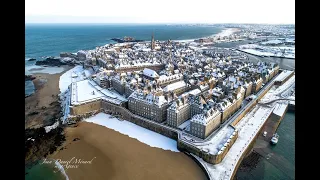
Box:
[25,27,239,63]
[173,28,240,43]
[25,65,72,129]
[49,122,207,180]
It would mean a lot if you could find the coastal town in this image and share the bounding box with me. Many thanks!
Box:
[25,24,295,180]
[53,26,294,179]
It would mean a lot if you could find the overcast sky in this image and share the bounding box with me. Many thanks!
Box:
[25,0,295,24]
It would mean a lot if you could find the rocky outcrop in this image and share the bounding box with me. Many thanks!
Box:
[25,126,66,168]
[27,58,36,61]
[25,75,36,81]
[60,57,80,65]
[60,52,78,60]
[35,56,78,66]
[35,57,66,66]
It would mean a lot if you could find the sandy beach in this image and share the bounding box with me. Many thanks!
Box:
[25,65,72,129]
[51,122,207,180]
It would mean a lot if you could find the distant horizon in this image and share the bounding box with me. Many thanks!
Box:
[25,22,295,25]
[26,0,295,24]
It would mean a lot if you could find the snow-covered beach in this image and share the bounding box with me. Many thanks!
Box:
[85,113,179,152]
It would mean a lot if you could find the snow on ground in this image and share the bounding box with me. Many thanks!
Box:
[274,71,294,83]
[214,28,239,38]
[193,77,296,180]
[178,120,191,130]
[84,69,94,78]
[44,121,59,133]
[195,105,276,180]
[273,103,288,117]
[240,49,275,57]
[239,44,295,59]
[59,65,84,93]
[192,126,235,155]
[85,113,179,152]
[70,79,127,106]
[75,80,105,103]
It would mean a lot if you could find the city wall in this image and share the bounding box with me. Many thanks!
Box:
[68,99,179,140]
[101,100,179,140]
[177,126,238,165]
[230,104,286,180]
[70,100,102,116]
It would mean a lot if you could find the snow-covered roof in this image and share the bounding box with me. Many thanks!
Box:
[129,91,167,107]
[188,88,201,96]
[157,73,183,83]
[163,80,186,92]
[261,39,283,45]
[274,70,294,82]
[143,68,159,78]
[190,108,221,125]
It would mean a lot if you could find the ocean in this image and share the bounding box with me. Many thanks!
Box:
[236,112,295,180]
[25,162,65,180]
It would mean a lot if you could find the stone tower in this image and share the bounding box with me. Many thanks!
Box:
[151,32,155,50]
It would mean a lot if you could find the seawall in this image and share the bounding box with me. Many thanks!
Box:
[231,104,289,180]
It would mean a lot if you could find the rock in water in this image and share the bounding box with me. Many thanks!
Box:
[28,58,36,61]
[25,75,36,81]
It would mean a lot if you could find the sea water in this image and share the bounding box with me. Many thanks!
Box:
[25,161,66,180]
[236,112,295,180]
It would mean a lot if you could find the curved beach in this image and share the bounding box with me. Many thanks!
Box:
[50,122,207,180]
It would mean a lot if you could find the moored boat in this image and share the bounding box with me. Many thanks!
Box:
[270,133,279,144]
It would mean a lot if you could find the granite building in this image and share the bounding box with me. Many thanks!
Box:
[167,96,191,128]
[190,107,222,139]
[128,90,169,123]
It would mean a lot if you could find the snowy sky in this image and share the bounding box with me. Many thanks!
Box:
[25,0,295,24]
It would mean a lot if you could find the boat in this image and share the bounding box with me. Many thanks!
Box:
[270,133,279,144]
[263,131,267,137]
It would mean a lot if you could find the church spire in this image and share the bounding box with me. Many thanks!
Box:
[151,31,155,50]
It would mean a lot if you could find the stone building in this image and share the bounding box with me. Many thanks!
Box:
[190,107,222,139]
[156,74,183,87]
[95,76,110,88]
[163,80,189,96]
[111,77,126,95]
[252,77,263,93]
[244,81,253,98]
[167,96,191,128]
[218,87,245,123]
[128,90,169,123]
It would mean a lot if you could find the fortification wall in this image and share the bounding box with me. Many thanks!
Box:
[101,100,179,140]
[70,100,102,116]
[178,126,238,165]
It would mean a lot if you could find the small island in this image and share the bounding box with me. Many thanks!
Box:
[111,36,144,43]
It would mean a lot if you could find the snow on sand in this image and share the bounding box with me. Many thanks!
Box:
[85,113,179,152]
